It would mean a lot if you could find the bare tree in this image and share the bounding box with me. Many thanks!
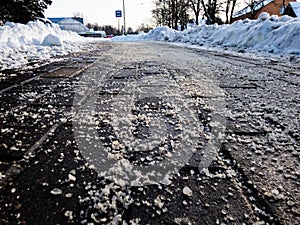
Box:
[178,0,191,30]
[152,0,191,30]
[73,12,83,18]
[189,0,202,25]
[153,0,229,28]
[152,0,171,27]
[86,23,92,30]
[137,23,152,33]
[224,0,237,23]
[171,0,191,30]
[127,27,134,34]
[201,0,223,24]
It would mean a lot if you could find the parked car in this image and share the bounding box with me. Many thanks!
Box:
[79,30,107,38]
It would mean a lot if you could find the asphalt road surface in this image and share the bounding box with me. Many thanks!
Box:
[0,42,299,225]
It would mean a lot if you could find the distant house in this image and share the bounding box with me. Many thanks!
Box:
[283,2,300,17]
[232,0,296,22]
[48,17,84,24]
[48,17,89,33]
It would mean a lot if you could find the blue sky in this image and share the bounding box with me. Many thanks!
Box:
[45,0,154,29]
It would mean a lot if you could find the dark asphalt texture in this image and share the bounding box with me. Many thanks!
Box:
[0,42,299,225]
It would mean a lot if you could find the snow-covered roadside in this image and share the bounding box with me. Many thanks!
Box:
[1,12,300,71]
[0,21,98,70]
[112,13,300,56]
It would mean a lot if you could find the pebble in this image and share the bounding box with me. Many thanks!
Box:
[287,200,295,206]
[50,188,63,195]
[68,174,76,181]
[65,193,73,198]
[154,196,164,208]
[0,172,5,179]
[271,189,279,196]
[10,146,18,151]
[183,186,193,197]
[64,210,74,220]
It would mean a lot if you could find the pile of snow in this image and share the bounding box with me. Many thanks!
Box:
[1,13,300,71]
[0,20,93,70]
[112,13,300,55]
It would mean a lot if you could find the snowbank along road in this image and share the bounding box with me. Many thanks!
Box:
[0,42,299,225]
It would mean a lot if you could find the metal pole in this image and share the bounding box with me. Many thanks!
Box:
[123,0,126,35]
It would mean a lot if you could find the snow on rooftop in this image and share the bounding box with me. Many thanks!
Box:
[290,2,300,17]
[57,18,89,33]
[233,0,274,18]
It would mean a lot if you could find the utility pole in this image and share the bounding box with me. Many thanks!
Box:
[123,0,126,35]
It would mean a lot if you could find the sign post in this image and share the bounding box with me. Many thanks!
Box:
[115,10,122,34]
[115,10,122,18]
[123,0,126,35]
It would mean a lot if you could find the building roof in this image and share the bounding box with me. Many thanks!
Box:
[233,0,274,18]
[58,18,89,33]
[48,17,84,24]
[289,2,300,17]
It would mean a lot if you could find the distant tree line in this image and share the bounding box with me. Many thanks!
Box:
[0,0,52,25]
[86,23,153,35]
[152,0,241,29]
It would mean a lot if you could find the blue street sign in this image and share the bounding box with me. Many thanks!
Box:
[115,10,122,18]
